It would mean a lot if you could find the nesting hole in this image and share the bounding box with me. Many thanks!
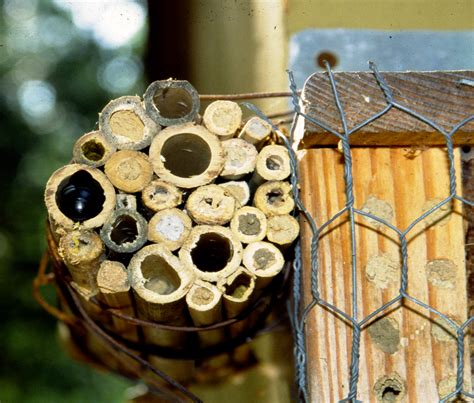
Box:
[226,273,251,299]
[315,50,338,69]
[141,255,181,295]
[81,140,105,162]
[253,249,275,270]
[266,189,284,206]
[191,233,232,273]
[374,375,406,402]
[161,133,212,178]
[56,170,105,222]
[153,87,193,119]
[109,110,144,141]
[462,145,471,154]
[110,215,138,245]
[192,286,214,305]
[266,155,283,171]
[238,213,261,236]
[382,386,401,401]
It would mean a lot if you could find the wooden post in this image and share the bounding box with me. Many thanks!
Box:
[298,71,473,401]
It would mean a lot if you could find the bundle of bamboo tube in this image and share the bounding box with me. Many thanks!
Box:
[44,79,299,387]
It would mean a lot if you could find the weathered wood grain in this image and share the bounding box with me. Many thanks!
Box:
[299,147,470,401]
[302,71,474,147]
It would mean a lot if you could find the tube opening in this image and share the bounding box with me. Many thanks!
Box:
[226,273,251,298]
[161,133,212,178]
[266,189,284,206]
[153,87,194,119]
[81,140,105,162]
[191,232,232,273]
[56,170,105,222]
[110,215,138,245]
[141,255,181,295]
[266,155,283,171]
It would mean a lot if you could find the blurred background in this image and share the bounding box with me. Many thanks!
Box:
[0,0,472,402]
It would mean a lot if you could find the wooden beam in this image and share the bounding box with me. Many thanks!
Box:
[298,147,471,401]
[301,71,474,147]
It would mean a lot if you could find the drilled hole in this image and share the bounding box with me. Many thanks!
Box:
[161,133,212,178]
[141,255,181,295]
[81,140,105,162]
[315,51,338,69]
[56,170,105,222]
[191,233,232,273]
[110,215,138,245]
[381,386,401,402]
[153,87,193,119]
[462,145,471,153]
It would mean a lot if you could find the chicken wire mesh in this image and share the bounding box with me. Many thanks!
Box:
[246,61,474,402]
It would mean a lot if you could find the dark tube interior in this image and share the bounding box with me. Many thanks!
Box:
[141,255,181,295]
[81,140,105,162]
[110,215,138,245]
[226,273,251,298]
[190,233,232,273]
[161,133,211,178]
[153,87,193,119]
[56,170,105,222]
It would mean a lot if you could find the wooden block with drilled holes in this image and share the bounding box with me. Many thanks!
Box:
[298,147,470,401]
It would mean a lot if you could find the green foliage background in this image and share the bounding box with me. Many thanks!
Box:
[0,1,148,401]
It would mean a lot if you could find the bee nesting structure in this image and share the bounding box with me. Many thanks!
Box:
[42,79,298,393]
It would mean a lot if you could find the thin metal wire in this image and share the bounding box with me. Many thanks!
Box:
[245,62,474,402]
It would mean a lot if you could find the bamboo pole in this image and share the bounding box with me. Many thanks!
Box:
[141,179,183,212]
[179,225,243,283]
[203,100,242,140]
[58,228,105,292]
[230,206,267,244]
[148,208,192,251]
[219,138,258,180]
[72,130,116,168]
[219,181,250,207]
[253,180,295,217]
[104,150,153,193]
[186,280,224,347]
[143,79,200,127]
[266,214,300,248]
[186,184,236,225]
[44,164,116,239]
[100,208,148,254]
[242,241,285,290]
[97,260,138,341]
[99,95,159,150]
[148,123,224,188]
[252,144,291,186]
[238,116,272,148]
[218,267,256,338]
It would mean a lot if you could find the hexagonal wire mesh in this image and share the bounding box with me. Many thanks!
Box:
[244,62,474,402]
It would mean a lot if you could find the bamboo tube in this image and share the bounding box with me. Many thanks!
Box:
[116,193,137,211]
[253,180,295,217]
[97,260,138,341]
[266,214,300,247]
[238,116,272,148]
[99,96,159,150]
[44,164,116,239]
[230,206,267,244]
[186,280,224,347]
[242,241,285,289]
[128,243,195,347]
[219,181,250,207]
[104,150,153,193]
[148,208,192,251]
[58,229,105,292]
[141,180,183,212]
[203,100,242,140]
[72,130,116,168]
[148,123,224,189]
[100,208,148,254]
[252,144,291,185]
[179,225,243,282]
[218,267,256,338]
[219,138,258,180]
[186,184,236,225]
[143,79,200,127]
